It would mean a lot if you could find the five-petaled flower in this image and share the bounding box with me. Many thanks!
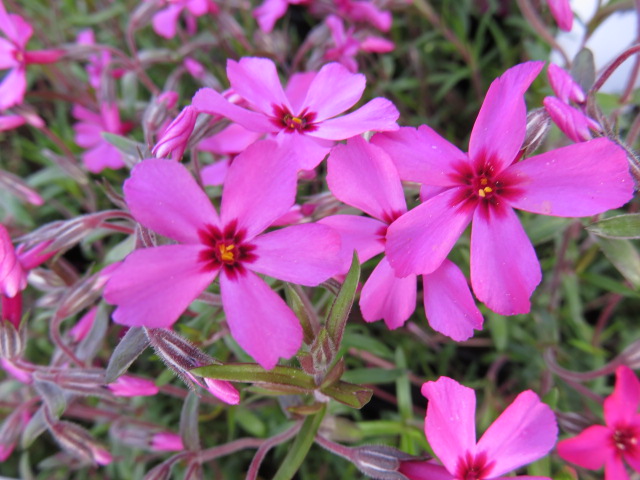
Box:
[401,376,558,480]
[558,365,640,480]
[104,140,342,369]
[373,61,633,315]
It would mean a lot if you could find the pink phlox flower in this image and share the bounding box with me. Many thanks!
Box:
[320,136,482,340]
[323,15,394,73]
[104,140,343,369]
[334,0,392,31]
[107,374,160,397]
[0,224,55,327]
[253,0,311,33]
[151,0,218,39]
[373,61,634,316]
[543,64,601,143]
[73,102,132,173]
[76,29,123,90]
[558,365,640,480]
[199,123,264,186]
[402,376,557,480]
[192,57,399,170]
[0,1,63,109]
[547,0,573,31]
[151,432,184,452]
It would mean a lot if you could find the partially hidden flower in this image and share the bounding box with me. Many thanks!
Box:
[151,0,218,39]
[321,136,482,340]
[373,61,633,315]
[401,376,557,480]
[192,57,399,170]
[334,0,392,32]
[72,102,132,173]
[253,0,311,33]
[104,141,342,369]
[547,0,573,32]
[558,365,640,480]
[0,1,63,109]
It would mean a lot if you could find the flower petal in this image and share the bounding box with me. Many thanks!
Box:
[469,62,544,174]
[152,5,183,39]
[105,245,217,328]
[250,223,342,285]
[0,67,26,110]
[220,270,303,369]
[543,96,599,142]
[221,140,298,239]
[227,57,290,115]
[327,136,406,221]
[470,205,541,315]
[82,141,125,173]
[509,138,633,217]
[302,62,365,122]
[360,257,416,329]
[277,132,332,170]
[556,424,612,470]
[371,126,465,186]
[604,365,640,427]
[253,0,289,33]
[476,390,558,477]
[399,461,453,480]
[422,260,483,341]
[421,377,477,475]
[124,158,220,243]
[0,224,26,298]
[548,0,573,31]
[285,72,316,113]
[385,188,474,277]
[310,97,399,140]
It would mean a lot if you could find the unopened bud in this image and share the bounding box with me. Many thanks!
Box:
[152,106,198,160]
[143,457,180,480]
[1,358,33,383]
[56,264,118,320]
[522,108,551,156]
[0,319,25,359]
[0,170,43,206]
[106,375,159,397]
[68,307,98,343]
[49,420,111,465]
[543,97,601,143]
[0,408,30,461]
[353,444,414,479]
[143,91,179,133]
[151,432,184,452]
[548,64,586,104]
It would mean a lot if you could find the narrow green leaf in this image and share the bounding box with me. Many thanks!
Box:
[572,48,596,93]
[34,380,66,419]
[321,381,373,409]
[272,404,326,480]
[179,392,200,451]
[587,214,640,239]
[326,252,360,348]
[105,327,149,383]
[192,364,316,390]
[101,132,149,159]
[595,237,640,288]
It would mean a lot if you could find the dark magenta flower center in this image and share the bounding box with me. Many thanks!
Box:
[272,105,318,133]
[612,426,640,455]
[455,451,494,480]
[198,220,257,278]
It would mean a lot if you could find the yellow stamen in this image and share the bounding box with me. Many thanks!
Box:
[480,178,488,186]
[478,189,486,198]
[218,244,235,263]
[483,187,493,193]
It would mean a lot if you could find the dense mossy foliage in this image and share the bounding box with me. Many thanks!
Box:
[1,0,639,479]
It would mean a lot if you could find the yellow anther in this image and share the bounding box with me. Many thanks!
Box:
[292,117,303,125]
[478,189,486,198]
[218,244,235,263]
[480,178,488,186]
[484,187,493,193]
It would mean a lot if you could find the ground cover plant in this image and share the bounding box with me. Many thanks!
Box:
[1,0,640,479]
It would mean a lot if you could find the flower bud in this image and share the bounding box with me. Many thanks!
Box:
[0,408,30,461]
[352,444,415,479]
[152,106,198,160]
[547,64,585,103]
[522,108,551,156]
[106,375,159,397]
[0,318,25,359]
[49,420,111,465]
[143,91,179,133]
[543,96,601,143]
[151,432,184,452]
[0,169,43,205]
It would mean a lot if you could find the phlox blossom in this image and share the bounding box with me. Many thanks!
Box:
[373,61,633,315]
[547,0,573,31]
[558,365,640,480]
[104,141,342,369]
[401,376,557,480]
[321,136,482,340]
[253,0,311,33]
[151,0,218,39]
[192,57,399,170]
[0,1,62,109]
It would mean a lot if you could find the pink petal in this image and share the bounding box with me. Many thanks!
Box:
[327,136,406,222]
[543,96,599,142]
[0,66,26,110]
[360,36,395,53]
[508,138,633,217]
[253,0,289,33]
[8,15,32,48]
[318,215,385,272]
[72,104,102,124]
[341,0,391,31]
[0,38,17,69]
[227,57,290,115]
[605,455,630,480]
[23,49,63,65]
[311,97,399,140]
[385,188,474,277]
[371,126,465,186]
[548,0,573,31]
[421,377,477,475]
[220,270,303,369]
[250,223,342,285]
[399,460,453,480]
[547,64,584,103]
[82,141,125,173]
[200,159,230,186]
[197,123,262,155]
[422,260,483,341]
[105,245,217,328]
[556,425,612,470]
[0,224,26,298]
[192,87,276,133]
[470,205,541,315]
[201,377,240,404]
[221,140,297,239]
[152,5,183,39]
[107,375,159,397]
[285,72,316,113]
[0,114,25,131]
[277,132,332,170]
[360,257,416,329]
[604,365,640,427]
[469,62,544,174]
[186,0,210,15]
[0,2,16,40]
[302,63,365,122]
[124,158,220,244]
[74,121,103,148]
[476,390,558,477]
